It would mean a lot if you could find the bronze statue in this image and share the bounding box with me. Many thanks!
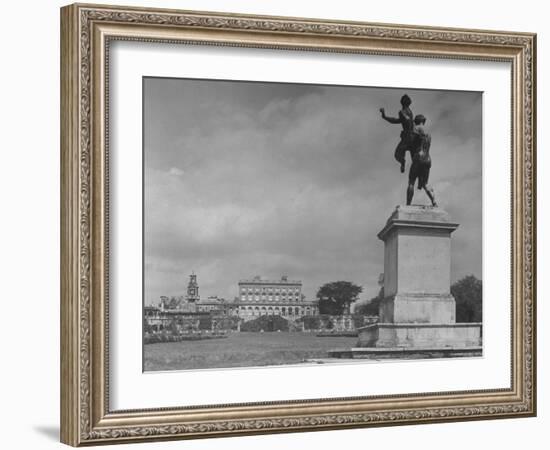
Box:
[379,94,414,173]
[407,114,437,206]
[380,95,437,207]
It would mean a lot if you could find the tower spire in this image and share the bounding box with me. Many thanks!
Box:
[186,272,200,303]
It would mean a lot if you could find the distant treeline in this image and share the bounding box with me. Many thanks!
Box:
[239,314,377,332]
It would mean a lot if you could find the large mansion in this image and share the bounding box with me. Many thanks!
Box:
[237,275,319,319]
[148,273,320,321]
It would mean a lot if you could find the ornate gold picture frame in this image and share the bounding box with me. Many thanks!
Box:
[60,3,536,446]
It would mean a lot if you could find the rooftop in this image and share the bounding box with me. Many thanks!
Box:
[238,275,302,285]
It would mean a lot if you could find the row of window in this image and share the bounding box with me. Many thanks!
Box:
[240,295,301,302]
[240,287,300,294]
[238,306,316,316]
[197,306,219,311]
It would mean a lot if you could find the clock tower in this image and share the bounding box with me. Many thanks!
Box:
[186,273,200,303]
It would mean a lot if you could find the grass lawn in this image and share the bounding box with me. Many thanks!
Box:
[144,332,356,371]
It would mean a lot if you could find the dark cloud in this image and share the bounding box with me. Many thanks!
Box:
[143,78,482,304]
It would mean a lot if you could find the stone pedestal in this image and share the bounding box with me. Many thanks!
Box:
[354,205,482,354]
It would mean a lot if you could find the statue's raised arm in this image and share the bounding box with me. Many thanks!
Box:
[379,108,402,124]
[380,94,414,173]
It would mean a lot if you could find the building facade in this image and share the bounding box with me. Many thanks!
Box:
[196,296,233,314]
[235,275,319,321]
[148,273,320,328]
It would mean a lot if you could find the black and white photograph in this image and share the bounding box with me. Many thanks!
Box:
[1,0,544,447]
[142,77,483,372]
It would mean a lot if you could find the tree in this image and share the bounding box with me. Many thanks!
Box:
[354,287,383,316]
[317,281,362,315]
[451,275,482,322]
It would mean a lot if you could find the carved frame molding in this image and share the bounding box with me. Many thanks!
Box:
[60,3,536,446]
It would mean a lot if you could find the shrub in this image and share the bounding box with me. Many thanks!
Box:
[240,315,290,332]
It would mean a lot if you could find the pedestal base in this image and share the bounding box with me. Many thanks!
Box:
[356,322,482,348]
[379,294,456,323]
[327,205,483,361]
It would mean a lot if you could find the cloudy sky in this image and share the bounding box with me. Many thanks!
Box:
[143,77,482,306]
